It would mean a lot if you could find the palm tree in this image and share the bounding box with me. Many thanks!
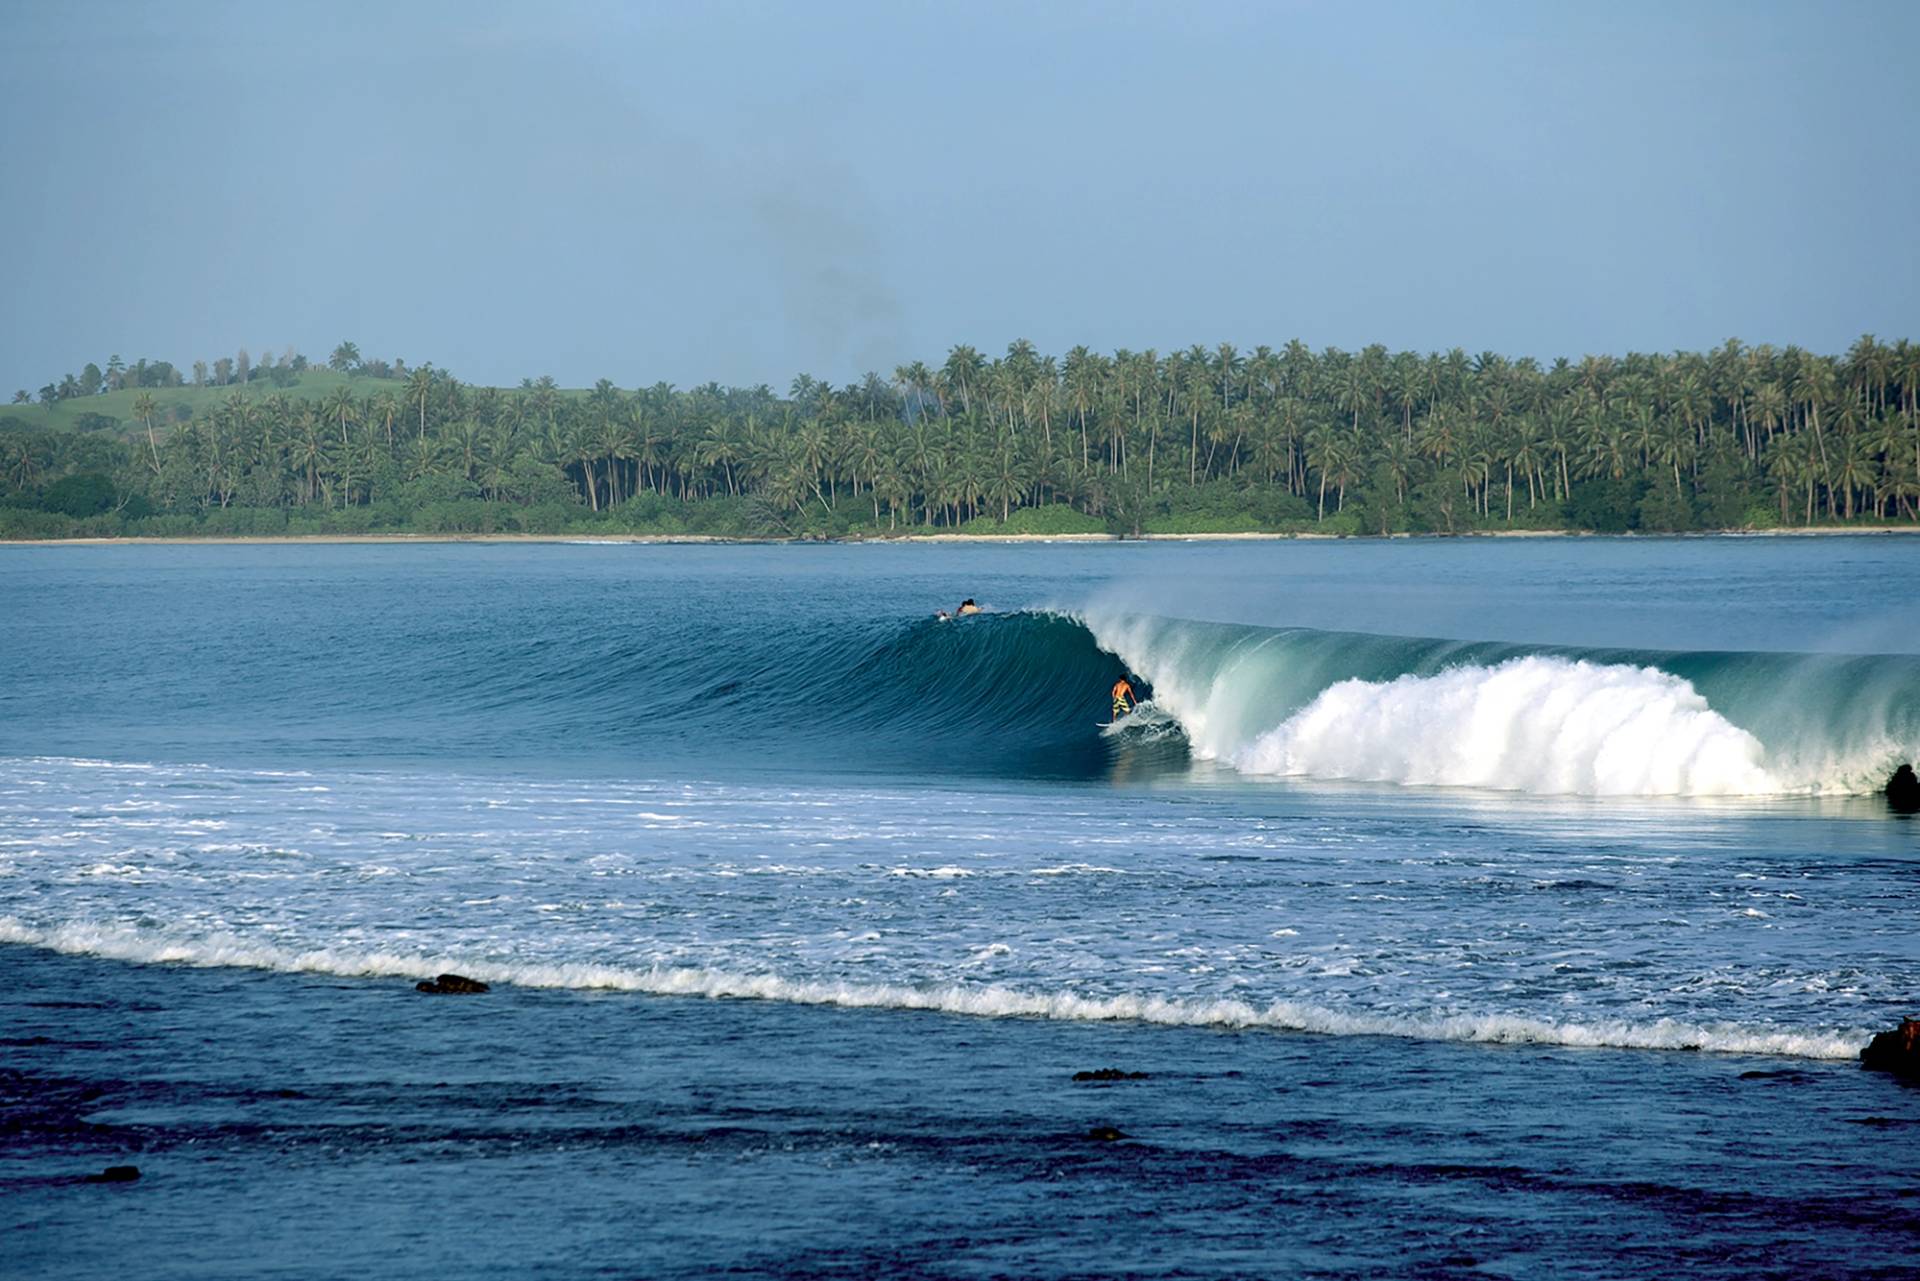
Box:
[847,423,888,521]
[1865,412,1907,518]
[131,392,160,473]
[765,451,813,515]
[796,420,832,508]
[1584,419,1633,483]
[1214,343,1242,414]
[591,402,631,504]
[942,346,984,416]
[1247,415,1288,487]
[1182,352,1211,486]
[406,366,435,440]
[1304,424,1344,520]
[1378,431,1417,507]
[326,385,358,446]
[404,434,441,484]
[4,432,47,489]
[451,419,489,484]
[872,458,910,529]
[1829,433,1874,521]
[373,392,402,447]
[1748,381,1786,451]
[290,407,326,505]
[987,447,1028,522]
[1541,402,1577,500]
[697,417,743,495]
[1653,412,1694,498]
[569,423,601,511]
[1417,406,1459,474]
[1508,416,1543,511]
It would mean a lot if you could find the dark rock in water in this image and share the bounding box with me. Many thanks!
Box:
[1887,764,1920,813]
[1085,1125,1129,1142]
[1860,1017,1920,1078]
[1073,1068,1150,1082]
[85,1165,140,1183]
[415,973,490,995]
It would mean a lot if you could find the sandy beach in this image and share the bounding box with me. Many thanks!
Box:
[4,526,1917,548]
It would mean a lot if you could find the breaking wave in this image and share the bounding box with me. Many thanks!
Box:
[1078,610,1919,797]
[7,588,1914,795]
[0,916,1870,1061]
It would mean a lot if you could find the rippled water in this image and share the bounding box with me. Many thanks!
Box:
[2,538,1917,1278]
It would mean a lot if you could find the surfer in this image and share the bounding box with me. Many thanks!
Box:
[1110,676,1137,720]
[956,599,981,616]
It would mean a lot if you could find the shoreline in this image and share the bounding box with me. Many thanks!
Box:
[3,526,1919,547]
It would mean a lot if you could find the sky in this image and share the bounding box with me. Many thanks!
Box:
[2,0,1916,393]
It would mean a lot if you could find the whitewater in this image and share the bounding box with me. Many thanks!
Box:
[3,539,1916,1280]
[0,914,1870,1060]
[1078,609,1918,797]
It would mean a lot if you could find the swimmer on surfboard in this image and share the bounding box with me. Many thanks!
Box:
[1110,676,1137,721]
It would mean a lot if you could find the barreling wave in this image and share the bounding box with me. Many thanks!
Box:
[1076,608,1920,797]
[35,588,1911,794]
[603,604,1917,794]
[0,916,1870,1061]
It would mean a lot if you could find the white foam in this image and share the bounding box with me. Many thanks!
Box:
[0,916,1869,1061]
[1234,657,1781,796]
[1075,608,1920,797]
[25,757,162,771]
[1078,611,1829,797]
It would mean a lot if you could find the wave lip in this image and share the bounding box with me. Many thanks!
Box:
[0,917,1871,1062]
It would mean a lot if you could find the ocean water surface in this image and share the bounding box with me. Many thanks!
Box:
[2,538,1917,1278]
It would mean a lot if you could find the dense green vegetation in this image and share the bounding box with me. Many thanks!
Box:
[4,337,1919,539]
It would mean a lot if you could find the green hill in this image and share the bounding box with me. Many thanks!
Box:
[2,369,384,438]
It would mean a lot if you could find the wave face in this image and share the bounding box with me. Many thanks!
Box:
[1079,610,1920,797]
[419,607,1139,771]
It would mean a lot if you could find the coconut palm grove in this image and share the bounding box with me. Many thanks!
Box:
[5,336,1919,539]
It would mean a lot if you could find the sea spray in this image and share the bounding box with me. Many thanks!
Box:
[1231,656,1777,795]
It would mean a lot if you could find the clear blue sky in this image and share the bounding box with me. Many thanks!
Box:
[2,0,1915,393]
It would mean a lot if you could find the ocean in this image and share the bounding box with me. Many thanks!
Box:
[2,537,1917,1279]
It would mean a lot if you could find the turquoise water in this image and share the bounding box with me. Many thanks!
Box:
[2,538,1917,1278]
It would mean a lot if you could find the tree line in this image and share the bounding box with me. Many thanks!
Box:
[12,342,425,412]
[4,336,1919,538]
